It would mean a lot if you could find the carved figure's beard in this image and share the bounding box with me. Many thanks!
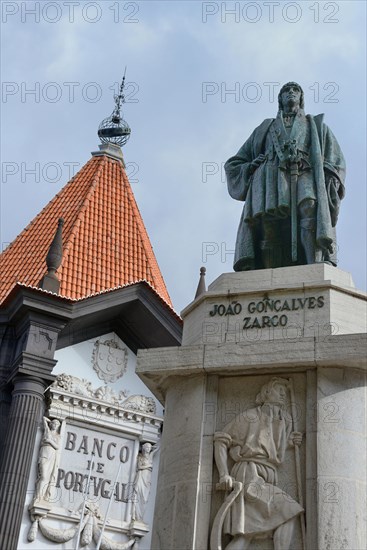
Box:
[263,400,285,409]
[283,98,300,114]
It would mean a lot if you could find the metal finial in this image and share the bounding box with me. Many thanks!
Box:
[98,69,131,148]
[39,218,64,293]
[194,266,206,299]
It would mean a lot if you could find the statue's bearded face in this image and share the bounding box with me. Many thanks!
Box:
[266,383,287,405]
[281,84,302,110]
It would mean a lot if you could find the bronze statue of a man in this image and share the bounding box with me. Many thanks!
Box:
[225,82,345,270]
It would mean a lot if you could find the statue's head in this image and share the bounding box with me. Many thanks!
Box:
[50,419,61,431]
[141,442,152,455]
[278,82,304,110]
[256,377,289,406]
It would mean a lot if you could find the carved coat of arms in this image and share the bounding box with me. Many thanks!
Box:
[92,339,127,383]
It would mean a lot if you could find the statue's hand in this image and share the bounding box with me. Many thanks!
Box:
[251,154,266,168]
[290,431,303,447]
[218,474,233,491]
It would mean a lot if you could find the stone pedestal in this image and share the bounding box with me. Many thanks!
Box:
[137,265,366,550]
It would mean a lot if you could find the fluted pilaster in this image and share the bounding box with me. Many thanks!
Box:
[0,375,45,550]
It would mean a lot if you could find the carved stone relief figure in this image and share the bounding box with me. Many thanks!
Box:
[211,377,303,550]
[131,443,159,522]
[33,417,61,502]
[28,418,62,541]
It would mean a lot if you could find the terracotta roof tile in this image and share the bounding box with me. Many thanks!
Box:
[0,154,172,307]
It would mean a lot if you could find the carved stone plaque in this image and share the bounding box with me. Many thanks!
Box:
[28,373,162,547]
[55,425,136,520]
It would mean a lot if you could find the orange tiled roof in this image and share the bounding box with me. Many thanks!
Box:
[0,153,172,306]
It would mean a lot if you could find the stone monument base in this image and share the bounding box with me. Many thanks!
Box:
[137,265,366,550]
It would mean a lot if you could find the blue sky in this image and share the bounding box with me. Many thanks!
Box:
[1,0,366,312]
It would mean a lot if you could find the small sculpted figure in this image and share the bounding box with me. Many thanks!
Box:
[34,417,61,502]
[212,378,303,550]
[225,82,345,270]
[131,442,159,521]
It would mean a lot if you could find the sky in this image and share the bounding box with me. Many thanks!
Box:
[1,0,366,313]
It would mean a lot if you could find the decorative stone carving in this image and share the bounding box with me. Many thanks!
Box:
[28,501,136,548]
[27,373,161,547]
[33,417,62,503]
[28,418,62,541]
[38,518,78,543]
[122,395,156,414]
[131,443,159,521]
[53,373,93,396]
[94,384,128,403]
[52,374,156,414]
[211,377,304,550]
[92,338,128,383]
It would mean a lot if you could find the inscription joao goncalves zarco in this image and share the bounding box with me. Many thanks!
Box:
[55,431,133,504]
[209,295,325,329]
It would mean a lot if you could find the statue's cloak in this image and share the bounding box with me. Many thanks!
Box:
[217,404,303,537]
[225,113,346,270]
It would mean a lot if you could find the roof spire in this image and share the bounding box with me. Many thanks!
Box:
[98,69,131,148]
[39,218,64,293]
[194,267,206,299]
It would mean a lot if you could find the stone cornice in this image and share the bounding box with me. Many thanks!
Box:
[48,388,163,440]
[137,333,367,401]
[1,287,73,324]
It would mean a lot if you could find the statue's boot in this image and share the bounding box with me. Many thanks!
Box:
[260,240,282,268]
[300,217,322,264]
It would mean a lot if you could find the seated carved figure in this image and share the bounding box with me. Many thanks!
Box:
[212,378,303,550]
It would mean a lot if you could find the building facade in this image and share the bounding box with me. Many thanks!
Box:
[0,139,182,550]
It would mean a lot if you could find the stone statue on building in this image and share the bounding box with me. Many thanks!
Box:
[225,82,345,270]
[131,442,159,521]
[212,378,303,550]
[33,417,61,502]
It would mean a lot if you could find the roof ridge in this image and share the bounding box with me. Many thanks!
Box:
[1,157,98,257]
[120,166,172,303]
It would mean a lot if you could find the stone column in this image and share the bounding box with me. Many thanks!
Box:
[0,375,46,550]
[316,367,367,549]
[151,373,208,549]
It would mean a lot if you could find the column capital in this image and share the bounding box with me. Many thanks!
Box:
[11,374,47,399]
[7,352,57,387]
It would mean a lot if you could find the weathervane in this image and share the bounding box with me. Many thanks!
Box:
[98,68,131,147]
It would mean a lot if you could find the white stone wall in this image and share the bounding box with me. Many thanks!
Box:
[18,332,162,550]
[138,266,366,550]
